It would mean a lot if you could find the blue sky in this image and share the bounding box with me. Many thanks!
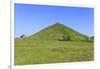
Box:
[14,3,94,37]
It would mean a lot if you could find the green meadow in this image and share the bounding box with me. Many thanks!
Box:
[15,39,94,65]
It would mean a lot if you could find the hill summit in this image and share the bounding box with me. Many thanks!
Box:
[28,22,88,41]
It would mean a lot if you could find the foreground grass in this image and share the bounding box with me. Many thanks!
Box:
[15,39,94,65]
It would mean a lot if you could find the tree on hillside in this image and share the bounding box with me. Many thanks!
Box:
[20,34,26,38]
[88,36,94,42]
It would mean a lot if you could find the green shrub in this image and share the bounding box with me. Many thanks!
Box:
[58,35,70,41]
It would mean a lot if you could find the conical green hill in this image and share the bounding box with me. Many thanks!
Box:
[28,22,88,41]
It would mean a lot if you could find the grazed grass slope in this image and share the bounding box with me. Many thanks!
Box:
[28,23,88,41]
[15,23,94,65]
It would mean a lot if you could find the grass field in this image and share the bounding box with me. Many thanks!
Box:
[15,39,94,65]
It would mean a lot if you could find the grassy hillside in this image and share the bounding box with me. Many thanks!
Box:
[15,23,94,65]
[28,23,88,41]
